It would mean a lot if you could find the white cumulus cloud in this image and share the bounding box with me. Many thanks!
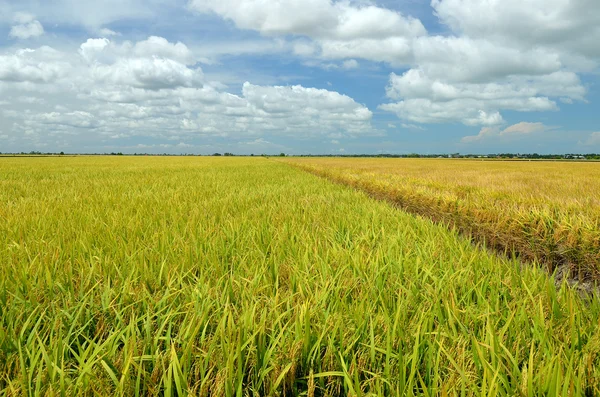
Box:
[0,47,68,83]
[0,35,375,151]
[189,0,425,39]
[431,0,600,60]
[99,28,121,37]
[585,132,600,146]
[9,13,45,39]
[461,122,547,143]
[190,0,596,127]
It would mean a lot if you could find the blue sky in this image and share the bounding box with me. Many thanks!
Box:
[0,0,599,154]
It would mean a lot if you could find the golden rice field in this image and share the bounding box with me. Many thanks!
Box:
[1,156,600,396]
[283,158,600,283]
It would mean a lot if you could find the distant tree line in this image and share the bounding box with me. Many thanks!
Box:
[293,153,600,160]
[2,151,600,160]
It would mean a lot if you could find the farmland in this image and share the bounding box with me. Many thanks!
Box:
[284,158,600,284]
[1,157,600,396]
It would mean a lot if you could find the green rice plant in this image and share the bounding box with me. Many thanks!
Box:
[0,157,599,396]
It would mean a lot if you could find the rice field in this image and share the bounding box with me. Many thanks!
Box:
[283,158,600,284]
[1,156,600,396]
